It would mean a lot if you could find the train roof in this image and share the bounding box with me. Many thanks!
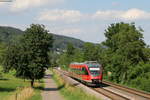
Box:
[70,61,100,65]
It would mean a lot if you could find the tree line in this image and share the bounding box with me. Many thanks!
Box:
[57,22,150,92]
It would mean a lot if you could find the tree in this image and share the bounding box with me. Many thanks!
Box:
[48,51,59,67]
[0,43,5,65]
[66,43,75,56]
[3,24,53,87]
[58,43,83,69]
[58,53,68,69]
[128,62,150,92]
[83,42,100,61]
[103,22,148,83]
[143,46,150,60]
[65,43,75,64]
[0,37,6,78]
[73,48,84,62]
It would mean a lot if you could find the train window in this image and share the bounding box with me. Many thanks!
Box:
[78,68,82,75]
[89,68,100,76]
[82,67,88,75]
[79,68,82,75]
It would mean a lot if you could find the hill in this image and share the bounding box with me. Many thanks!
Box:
[0,26,23,43]
[0,26,84,51]
[52,34,84,50]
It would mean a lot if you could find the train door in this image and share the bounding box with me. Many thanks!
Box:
[81,66,90,81]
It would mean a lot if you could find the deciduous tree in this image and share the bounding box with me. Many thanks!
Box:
[3,24,53,87]
[103,22,148,83]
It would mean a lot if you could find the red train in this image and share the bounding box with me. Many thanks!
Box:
[69,61,103,85]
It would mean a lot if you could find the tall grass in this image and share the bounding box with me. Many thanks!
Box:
[52,70,101,100]
[0,67,30,99]
[0,66,43,100]
[28,81,44,100]
[6,87,34,100]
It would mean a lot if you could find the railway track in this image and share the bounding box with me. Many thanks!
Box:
[55,69,150,100]
[103,80,150,100]
[92,87,129,100]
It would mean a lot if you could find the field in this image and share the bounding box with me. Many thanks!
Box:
[0,66,43,100]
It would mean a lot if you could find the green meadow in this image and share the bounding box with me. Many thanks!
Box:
[0,66,43,100]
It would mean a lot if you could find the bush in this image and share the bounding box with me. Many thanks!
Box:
[130,77,150,92]
[127,62,150,92]
[0,72,3,79]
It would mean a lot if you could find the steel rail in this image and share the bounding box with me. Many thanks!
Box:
[55,69,150,100]
[55,69,129,100]
[103,80,150,99]
[92,87,129,100]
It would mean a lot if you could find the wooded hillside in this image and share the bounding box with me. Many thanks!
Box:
[0,26,84,51]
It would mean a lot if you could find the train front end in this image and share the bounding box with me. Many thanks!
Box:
[87,62,103,84]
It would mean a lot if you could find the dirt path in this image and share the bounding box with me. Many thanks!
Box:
[41,70,65,100]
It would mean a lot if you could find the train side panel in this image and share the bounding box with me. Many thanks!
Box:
[69,63,103,84]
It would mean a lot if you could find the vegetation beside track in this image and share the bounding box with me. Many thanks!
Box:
[0,66,44,100]
[57,22,150,93]
[52,69,101,100]
[28,81,44,100]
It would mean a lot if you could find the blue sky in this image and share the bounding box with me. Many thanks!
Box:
[0,0,150,44]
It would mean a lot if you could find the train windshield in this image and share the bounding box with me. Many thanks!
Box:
[88,64,101,76]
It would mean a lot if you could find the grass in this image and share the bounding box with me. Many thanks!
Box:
[6,87,34,100]
[103,74,150,93]
[0,69,29,100]
[0,66,44,100]
[52,69,101,100]
[28,81,44,100]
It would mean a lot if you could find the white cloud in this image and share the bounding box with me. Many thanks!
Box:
[37,8,150,24]
[0,2,4,6]
[93,8,150,20]
[93,10,122,20]
[37,9,83,23]
[59,28,82,34]
[121,9,150,20]
[35,8,150,43]
[0,2,8,7]
[10,0,64,12]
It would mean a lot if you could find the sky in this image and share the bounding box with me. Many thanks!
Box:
[0,0,150,45]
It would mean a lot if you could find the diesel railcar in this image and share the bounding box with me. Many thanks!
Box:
[69,61,103,85]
